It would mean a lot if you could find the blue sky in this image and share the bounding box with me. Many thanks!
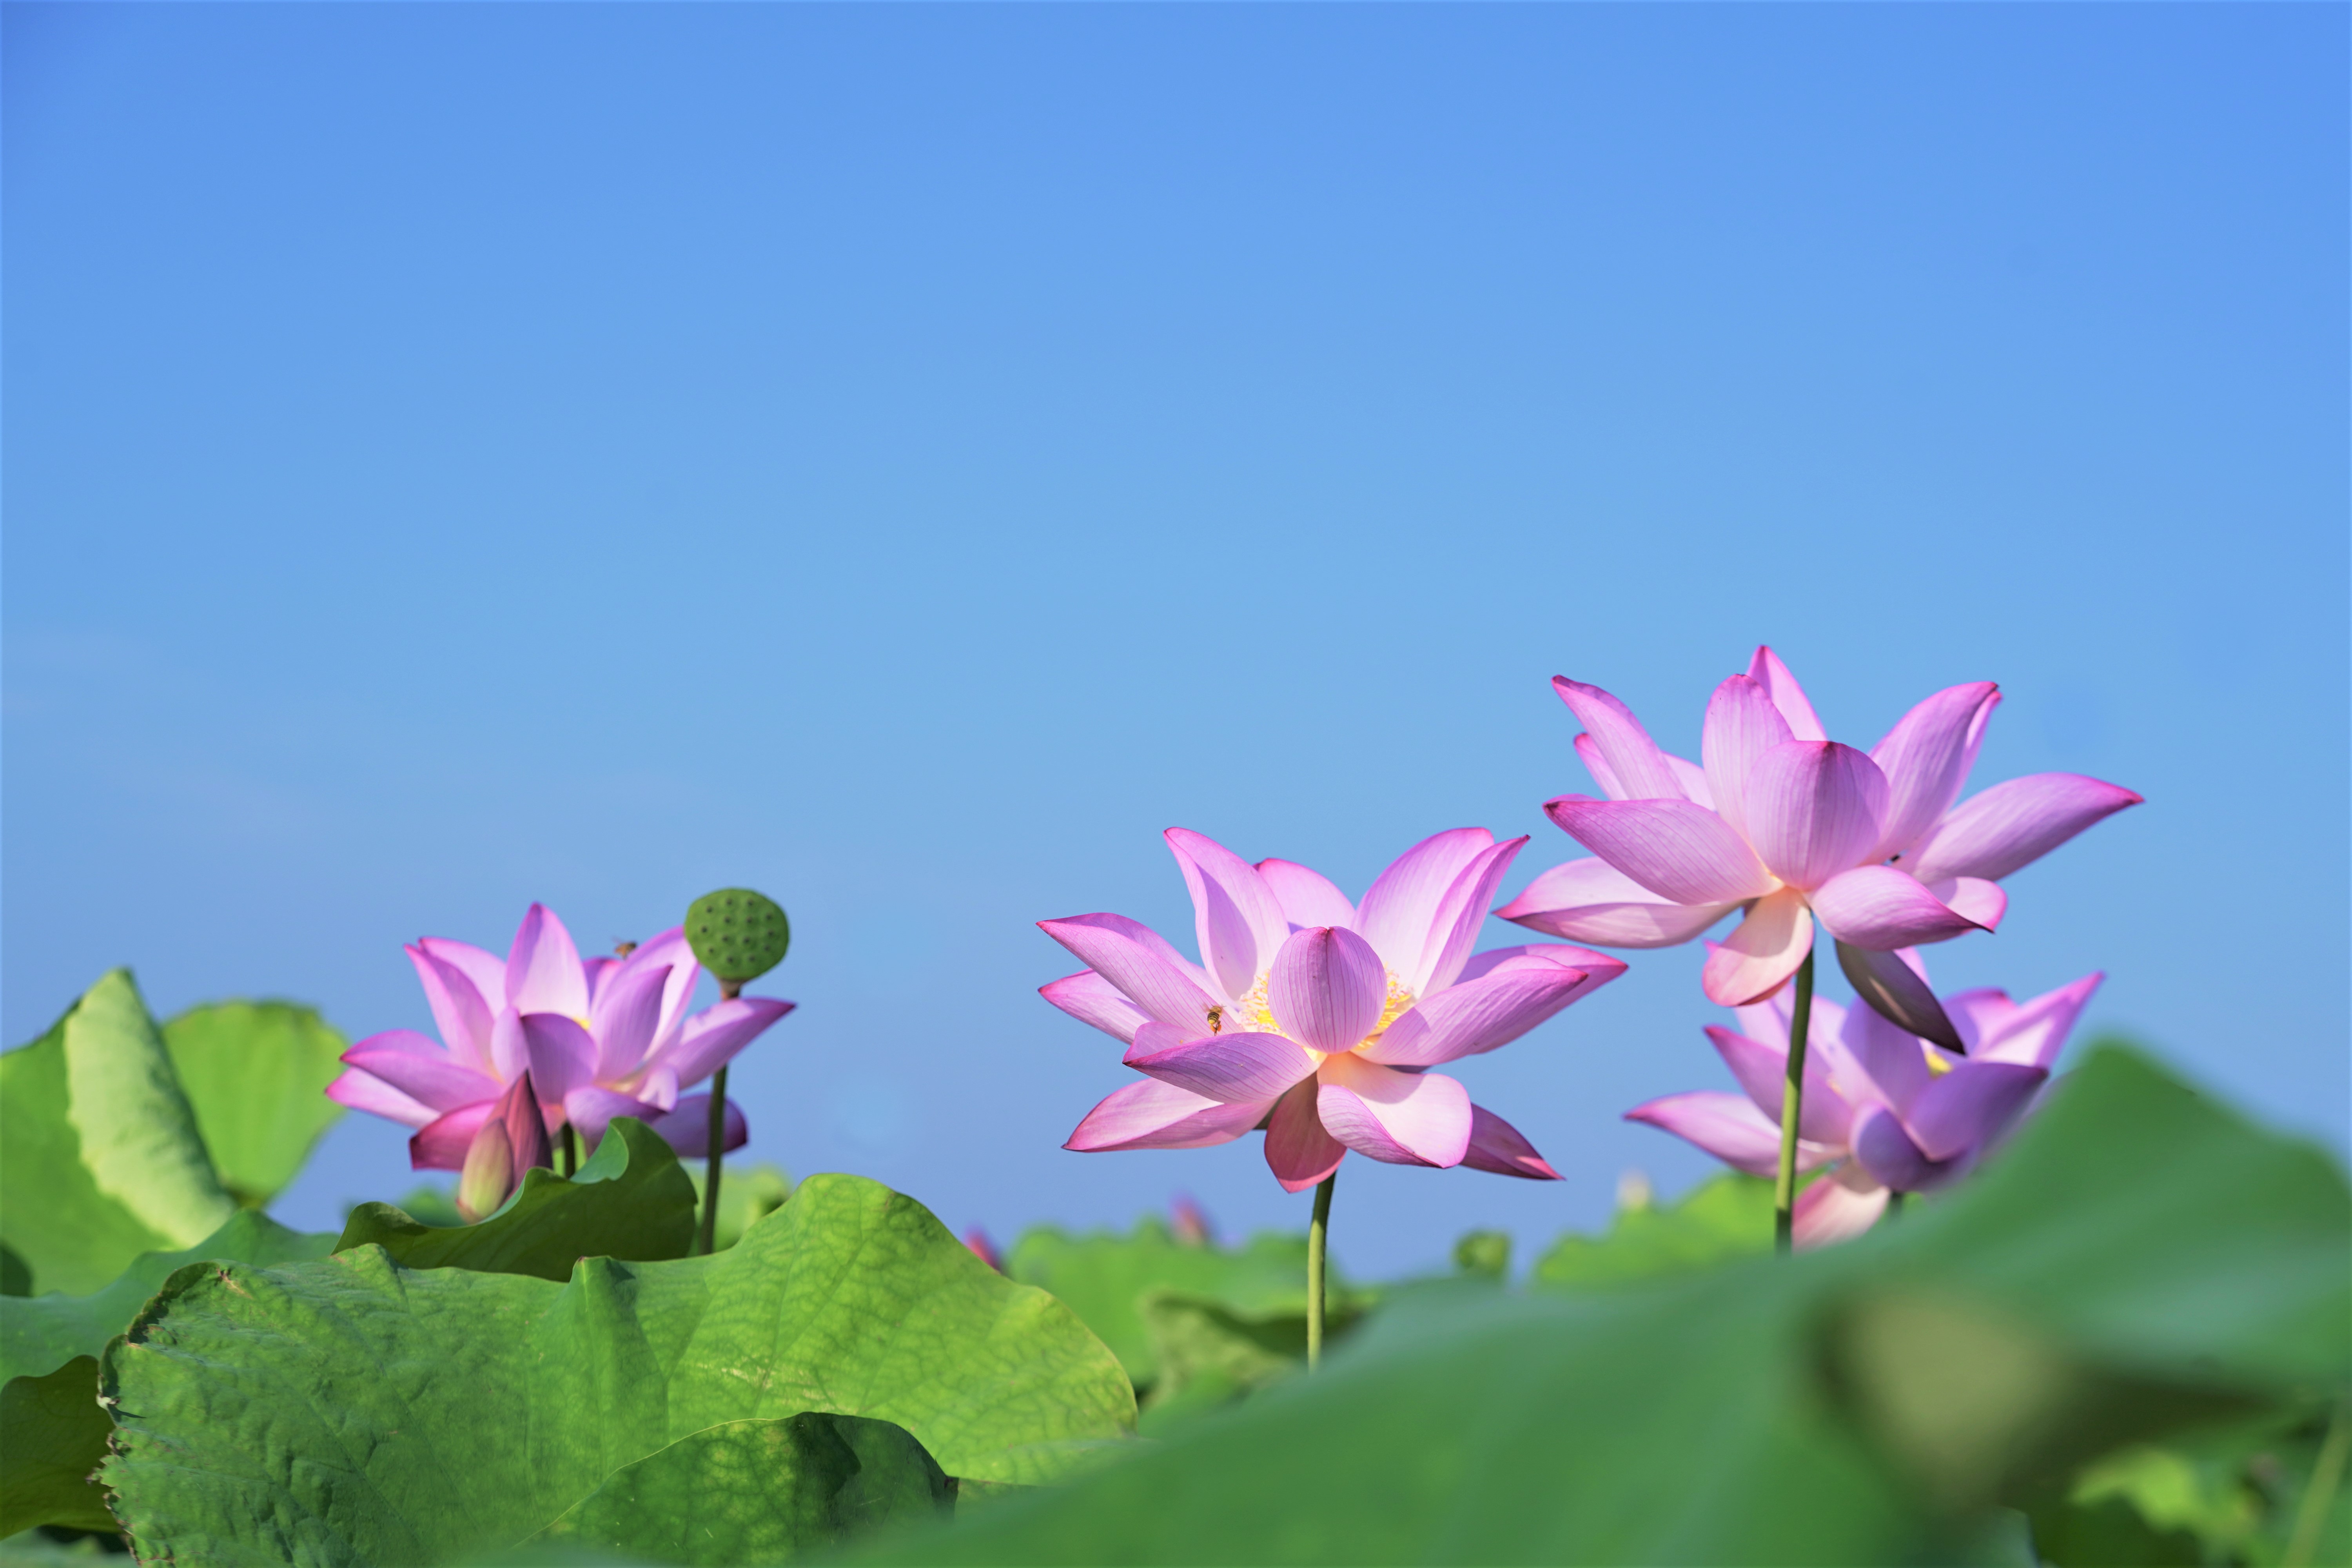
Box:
[6,3,2344,1276]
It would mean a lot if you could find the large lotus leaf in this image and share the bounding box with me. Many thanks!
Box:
[528,1414,952,1565]
[1530,1170,1775,1291]
[0,1357,115,1537]
[1005,1218,1353,1387]
[337,1118,695,1281]
[161,1000,347,1207]
[100,1173,1135,1565]
[0,972,238,1295]
[849,1047,2350,1565]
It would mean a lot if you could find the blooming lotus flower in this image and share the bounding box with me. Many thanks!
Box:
[1499,647,2140,1014]
[328,903,793,1172]
[1627,956,2101,1246]
[1045,828,1625,1192]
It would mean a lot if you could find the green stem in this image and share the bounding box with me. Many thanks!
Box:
[1773,946,1818,1256]
[2285,1398,2349,1568]
[1307,1171,1337,1370]
[698,1064,728,1256]
[1886,1189,1906,1219]
[559,1125,578,1178]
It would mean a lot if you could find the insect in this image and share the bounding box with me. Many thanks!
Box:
[1204,1005,1225,1035]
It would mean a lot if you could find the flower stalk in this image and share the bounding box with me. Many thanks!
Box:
[1307,1171,1336,1370]
[1772,947,1817,1254]
[698,980,740,1256]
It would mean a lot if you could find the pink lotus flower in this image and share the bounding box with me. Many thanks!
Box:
[328,903,793,1172]
[1499,647,2140,1012]
[1045,828,1625,1192]
[1627,956,2101,1246]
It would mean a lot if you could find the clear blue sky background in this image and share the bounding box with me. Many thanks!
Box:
[6,3,2344,1277]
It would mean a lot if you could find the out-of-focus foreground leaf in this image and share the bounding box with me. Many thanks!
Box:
[160,1000,346,1208]
[0,972,237,1296]
[1531,1170,1775,1291]
[848,1047,2350,1565]
[101,1173,1135,1565]
[337,1117,696,1280]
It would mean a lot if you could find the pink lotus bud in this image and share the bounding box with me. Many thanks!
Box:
[457,1119,515,1223]
[1171,1194,1213,1247]
[962,1228,1002,1272]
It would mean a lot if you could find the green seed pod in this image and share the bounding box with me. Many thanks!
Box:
[685,888,791,985]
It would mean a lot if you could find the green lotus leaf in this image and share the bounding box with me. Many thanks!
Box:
[161,1000,347,1208]
[102,1173,1135,1564]
[0,1357,115,1538]
[1530,1170,1776,1292]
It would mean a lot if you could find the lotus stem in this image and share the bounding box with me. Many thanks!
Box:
[2285,1398,2349,1568]
[559,1125,578,1178]
[1887,1189,1907,1219]
[1773,946,1817,1255]
[698,978,741,1256]
[1307,1171,1336,1370]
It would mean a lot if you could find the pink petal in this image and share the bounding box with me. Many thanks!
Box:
[1810,866,1988,951]
[1542,796,1776,906]
[1458,1104,1561,1180]
[410,1100,498,1172]
[1551,677,1686,800]
[1314,1055,1472,1168]
[1700,888,1814,1007]
[1664,754,1717,812]
[1355,829,1494,979]
[1851,1105,1945,1192]
[341,1034,505,1114]
[504,903,589,1021]
[325,1066,438,1129]
[1700,674,1794,846]
[1065,1077,1269,1152]
[1039,913,1225,1032]
[1262,1076,1346,1192]
[1793,1165,1888,1250]
[1268,926,1388,1053]
[418,938,507,1016]
[1411,835,1530,995]
[588,960,671,1082]
[1744,741,1888,891]
[1573,732,1626,800]
[518,1013,599,1123]
[616,928,700,1055]
[1040,969,1153,1045]
[1256,858,1358,931]
[564,1086,664,1150]
[1363,958,1602,1067]
[488,1007,528,1081]
[1625,1091,1831,1178]
[651,1094,748,1158]
[1870,682,2001,860]
[1131,1031,1319,1104]
[1746,646,1826,741]
[1165,828,1291,1000]
[1976,973,2103,1071]
[1904,1061,2047,1162]
[1930,877,2007,932]
[1497,858,1738,949]
[1835,941,1964,1053]
[1121,1020,1189,1067]
[1838,996,1936,1118]
[1704,1024,1852,1146]
[1455,942,1630,988]
[651,996,794,1087]
[406,945,495,1074]
[1904,773,2144,885]
[500,1070,552,1175]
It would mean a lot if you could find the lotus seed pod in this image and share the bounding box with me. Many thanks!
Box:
[685,888,791,984]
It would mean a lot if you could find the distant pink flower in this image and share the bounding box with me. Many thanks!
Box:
[962,1228,1003,1272]
[1499,647,2140,1008]
[1627,956,2101,1247]
[1045,828,1625,1192]
[328,903,792,1172]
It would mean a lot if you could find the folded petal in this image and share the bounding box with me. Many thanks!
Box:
[1412,835,1530,995]
[1747,646,1826,741]
[1552,677,1685,800]
[588,960,671,1081]
[1363,959,1600,1067]
[1543,796,1777,906]
[325,1066,438,1128]
[1065,1078,1269,1153]
[651,1094,748,1158]
[341,1034,505,1114]
[1905,1060,2047,1162]
[1904,773,2144,884]
[1744,740,1888,891]
[1268,926,1388,1053]
[418,937,507,1016]
[1625,1091,1831,1179]
[1850,1105,1944,1192]
[1835,940,1964,1053]
[1811,865,1988,951]
[1263,1077,1347,1191]
[1256,858,1358,931]
[1040,969,1153,1045]
[1930,877,2007,932]
[1704,1025,1852,1146]
[1871,682,2001,860]
[1700,674,1794,846]
[518,1013,599,1122]
[1700,888,1814,1007]
[410,1100,499,1172]
[1792,1164,1888,1250]
[505,903,589,1021]
[652,997,795,1087]
[1040,913,1226,1031]
[563,1086,665,1150]
[1497,857,1738,948]
[1316,1056,1473,1168]
[1976,972,2103,1071]
[1458,1104,1562,1179]
[1356,828,1494,978]
[407,944,496,1074]
[1455,942,1630,989]
[1131,1030,1319,1103]
[1121,1019,1190,1067]
[1166,828,1292,1000]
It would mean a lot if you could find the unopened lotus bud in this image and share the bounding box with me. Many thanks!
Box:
[685,889,791,987]
[457,1120,515,1223]
[500,1069,554,1176]
[1170,1194,1213,1248]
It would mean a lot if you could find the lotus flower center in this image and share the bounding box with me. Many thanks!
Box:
[1228,968,1417,1054]
[1922,1045,1955,1079]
